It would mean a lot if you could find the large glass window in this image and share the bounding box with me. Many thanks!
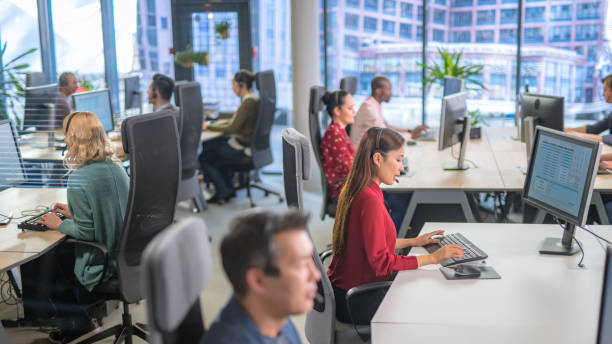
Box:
[453,0,473,7]
[452,11,472,26]
[524,27,544,43]
[477,10,496,25]
[400,2,413,18]
[382,20,395,36]
[400,23,412,39]
[383,0,396,15]
[475,29,494,42]
[364,16,378,32]
[575,24,599,41]
[365,0,378,12]
[549,25,571,42]
[577,3,600,20]
[453,31,471,42]
[500,9,517,24]
[345,13,359,30]
[499,28,517,44]
[344,35,359,52]
[550,5,572,21]
[525,7,545,22]
[433,9,446,25]
[346,0,360,9]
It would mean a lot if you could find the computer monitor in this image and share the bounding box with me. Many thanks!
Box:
[339,76,357,95]
[124,75,141,111]
[25,72,47,87]
[72,89,114,132]
[523,126,601,255]
[22,84,59,131]
[520,93,564,142]
[598,245,612,343]
[443,76,464,96]
[0,120,26,192]
[438,92,471,170]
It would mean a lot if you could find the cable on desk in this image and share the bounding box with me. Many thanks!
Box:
[450,144,479,168]
[578,224,612,246]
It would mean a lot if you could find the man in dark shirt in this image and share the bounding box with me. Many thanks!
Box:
[566,74,612,145]
[203,209,321,344]
[55,72,78,127]
[147,73,178,114]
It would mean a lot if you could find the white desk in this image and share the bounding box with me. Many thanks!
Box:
[371,222,610,343]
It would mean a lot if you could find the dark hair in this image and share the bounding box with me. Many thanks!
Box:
[220,208,310,297]
[59,72,75,87]
[152,73,175,101]
[332,127,404,254]
[234,69,255,90]
[371,76,389,95]
[602,74,612,90]
[321,90,350,118]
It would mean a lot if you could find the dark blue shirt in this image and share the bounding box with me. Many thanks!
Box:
[586,111,612,146]
[202,297,301,344]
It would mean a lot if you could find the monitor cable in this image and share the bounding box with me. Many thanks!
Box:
[451,144,479,168]
[555,218,585,268]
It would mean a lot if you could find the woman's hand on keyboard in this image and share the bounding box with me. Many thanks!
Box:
[53,203,72,219]
[38,213,63,230]
[414,230,445,246]
[432,244,464,264]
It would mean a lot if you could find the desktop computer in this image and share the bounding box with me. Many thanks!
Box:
[25,72,47,87]
[72,89,114,132]
[124,75,141,112]
[0,120,27,223]
[598,245,612,343]
[438,92,471,170]
[523,126,601,255]
[443,76,464,96]
[22,84,59,132]
[520,93,564,142]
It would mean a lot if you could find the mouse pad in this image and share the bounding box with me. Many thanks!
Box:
[440,266,501,280]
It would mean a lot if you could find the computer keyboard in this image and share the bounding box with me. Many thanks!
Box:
[424,232,488,267]
[17,210,65,232]
[418,128,438,141]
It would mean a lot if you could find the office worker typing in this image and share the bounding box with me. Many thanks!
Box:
[34,111,129,343]
[327,127,464,325]
[565,74,612,145]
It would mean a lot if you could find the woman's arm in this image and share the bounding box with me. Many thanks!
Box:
[58,187,95,241]
[208,98,257,134]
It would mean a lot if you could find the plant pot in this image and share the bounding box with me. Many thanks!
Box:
[470,126,482,139]
[218,31,229,39]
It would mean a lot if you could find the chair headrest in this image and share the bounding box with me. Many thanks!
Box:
[283,128,310,180]
[308,86,326,115]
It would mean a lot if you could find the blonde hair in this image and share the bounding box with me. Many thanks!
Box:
[332,127,405,255]
[62,111,118,170]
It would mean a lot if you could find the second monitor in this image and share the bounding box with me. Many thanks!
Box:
[520,93,564,142]
[72,89,114,132]
[438,92,471,170]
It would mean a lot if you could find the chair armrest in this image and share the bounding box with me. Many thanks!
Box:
[65,238,109,283]
[319,246,333,263]
[345,281,393,342]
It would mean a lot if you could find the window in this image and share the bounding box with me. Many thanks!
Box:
[148,15,156,26]
[417,25,422,40]
[501,0,516,3]
[574,46,584,56]
[433,29,445,42]
[477,10,495,25]
[345,13,359,30]
[382,20,395,35]
[160,17,167,29]
[383,0,396,15]
[343,56,360,72]
[364,16,378,32]
[587,45,598,62]
[475,30,494,43]
[327,12,337,29]
[577,3,600,20]
[525,7,545,22]
[146,0,155,13]
[435,0,447,4]
[453,31,470,42]
[549,26,571,42]
[365,0,378,11]
[550,5,571,21]
[500,9,517,24]
[149,51,158,71]
[524,28,544,43]
[499,29,517,44]
[344,35,359,52]
[433,9,446,25]
[418,5,423,21]
[490,73,506,86]
[575,24,599,41]
[478,0,496,4]
[400,2,413,18]
[452,0,473,7]
[452,11,472,26]
[399,23,412,39]
[346,0,360,8]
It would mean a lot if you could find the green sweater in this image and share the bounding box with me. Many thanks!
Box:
[58,159,129,291]
[208,96,259,147]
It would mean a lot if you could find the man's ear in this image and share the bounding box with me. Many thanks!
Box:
[245,268,267,295]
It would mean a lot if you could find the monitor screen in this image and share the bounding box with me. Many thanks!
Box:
[23,84,59,131]
[438,92,467,151]
[0,120,26,191]
[124,76,140,110]
[598,246,612,343]
[72,89,114,132]
[523,127,600,226]
[443,76,464,97]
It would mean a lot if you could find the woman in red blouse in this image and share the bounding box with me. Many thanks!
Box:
[320,90,356,201]
[327,127,464,324]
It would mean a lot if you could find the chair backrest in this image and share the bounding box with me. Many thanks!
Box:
[119,112,181,303]
[177,82,204,178]
[251,70,276,169]
[142,217,211,344]
[282,128,311,211]
[339,76,357,95]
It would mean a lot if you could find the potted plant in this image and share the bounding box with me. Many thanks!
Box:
[467,109,488,139]
[418,46,486,91]
[0,41,36,126]
[215,21,231,39]
[174,45,209,68]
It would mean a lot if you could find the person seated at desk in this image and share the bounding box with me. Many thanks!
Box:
[203,208,320,343]
[36,111,130,343]
[349,76,428,147]
[327,127,464,325]
[199,69,259,204]
[565,74,612,145]
[55,72,78,128]
[320,90,356,201]
[147,73,178,118]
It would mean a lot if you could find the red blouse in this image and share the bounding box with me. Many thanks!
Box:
[327,181,418,291]
[320,122,355,199]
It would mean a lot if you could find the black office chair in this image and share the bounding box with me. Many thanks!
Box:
[339,76,357,95]
[72,112,182,344]
[223,70,283,207]
[281,128,390,343]
[175,81,207,212]
[308,85,337,220]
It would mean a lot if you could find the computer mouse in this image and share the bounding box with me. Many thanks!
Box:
[598,169,612,175]
[453,264,481,277]
[406,139,417,146]
[430,234,444,240]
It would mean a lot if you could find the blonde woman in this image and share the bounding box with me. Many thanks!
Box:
[37,111,129,343]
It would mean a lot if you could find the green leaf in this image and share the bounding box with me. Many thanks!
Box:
[4,47,36,67]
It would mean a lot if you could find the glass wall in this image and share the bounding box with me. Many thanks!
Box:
[114,0,139,114]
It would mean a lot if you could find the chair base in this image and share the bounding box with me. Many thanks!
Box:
[237,170,283,207]
[76,302,147,344]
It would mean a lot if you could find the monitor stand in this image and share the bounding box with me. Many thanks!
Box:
[539,222,580,255]
[443,117,471,171]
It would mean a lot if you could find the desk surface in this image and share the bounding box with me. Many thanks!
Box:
[371,222,609,343]
[0,188,66,256]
